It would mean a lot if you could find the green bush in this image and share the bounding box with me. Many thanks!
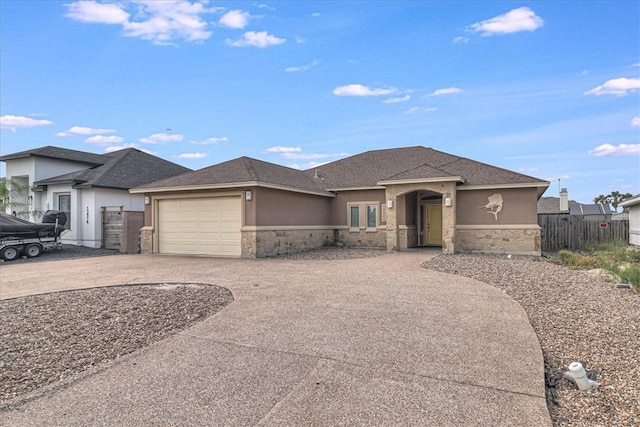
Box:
[557,243,640,290]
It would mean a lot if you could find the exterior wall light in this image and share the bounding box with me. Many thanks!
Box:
[245,190,252,201]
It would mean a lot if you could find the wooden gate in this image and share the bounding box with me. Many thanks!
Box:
[102,206,123,250]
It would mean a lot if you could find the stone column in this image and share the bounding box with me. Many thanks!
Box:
[385,193,398,251]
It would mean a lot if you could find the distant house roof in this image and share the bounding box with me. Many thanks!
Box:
[34,148,191,190]
[537,196,614,216]
[569,203,613,216]
[133,146,549,196]
[537,196,579,214]
[305,147,548,191]
[0,145,106,166]
[131,156,335,197]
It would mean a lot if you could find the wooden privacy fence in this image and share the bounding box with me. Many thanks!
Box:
[538,214,629,251]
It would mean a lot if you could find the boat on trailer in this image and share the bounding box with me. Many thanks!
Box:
[0,210,67,261]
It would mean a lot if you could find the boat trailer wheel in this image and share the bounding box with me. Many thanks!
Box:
[25,243,43,258]
[1,246,20,261]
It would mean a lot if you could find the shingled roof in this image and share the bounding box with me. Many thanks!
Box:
[133,146,548,196]
[305,146,547,190]
[0,145,105,166]
[35,148,190,190]
[132,156,334,197]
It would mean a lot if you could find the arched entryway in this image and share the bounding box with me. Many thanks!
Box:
[383,180,459,253]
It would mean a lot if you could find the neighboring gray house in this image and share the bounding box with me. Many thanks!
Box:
[538,188,613,220]
[0,146,190,248]
[620,195,640,246]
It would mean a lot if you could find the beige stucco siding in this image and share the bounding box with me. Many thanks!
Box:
[456,188,538,225]
[254,187,332,226]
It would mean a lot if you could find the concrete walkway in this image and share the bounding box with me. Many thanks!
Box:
[0,252,551,426]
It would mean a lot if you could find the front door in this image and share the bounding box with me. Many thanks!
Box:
[426,203,442,246]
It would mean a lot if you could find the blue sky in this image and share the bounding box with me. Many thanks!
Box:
[1,1,638,204]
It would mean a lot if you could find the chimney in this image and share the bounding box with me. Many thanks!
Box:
[560,188,569,212]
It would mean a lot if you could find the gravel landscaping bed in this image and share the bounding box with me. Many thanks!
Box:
[0,283,233,409]
[423,253,639,427]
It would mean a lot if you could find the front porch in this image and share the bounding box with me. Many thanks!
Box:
[383,180,459,254]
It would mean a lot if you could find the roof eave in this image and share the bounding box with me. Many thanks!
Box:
[620,195,640,207]
[324,186,386,192]
[458,181,550,197]
[130,181,335,198]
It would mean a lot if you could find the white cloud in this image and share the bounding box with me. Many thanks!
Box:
[383,95,411,104]
[226,31,286,48]
[219,10,249,29]
[333,84,397,97]
[404,107,437,115]
[191,136,228,145]
[285,60,320,72]
[311,12,322,17]
[0,115,53,131]
[428,87,462,96]
[468,7,544,36]
[85,135,124,145]
[65,0,129,24]
[588,143,640,156]
[65,1,215,45]
[453,36,469,44]
[139,132,184,144]
[632,117,640,128]
[57,126,115,137]
[176,152,207,159]
[266,146,302,153]
[584,78,640,96]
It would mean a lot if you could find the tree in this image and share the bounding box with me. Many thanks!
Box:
[0,178,33,218]
[593,191,633,213]
[593,194,607,205]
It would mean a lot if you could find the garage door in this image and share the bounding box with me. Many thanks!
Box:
[158,197,241,257]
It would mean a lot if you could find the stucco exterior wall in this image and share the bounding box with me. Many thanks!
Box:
[628,204,640,246]
[254,187,332,226]
[455,188,541,255]
[457,188,538,225]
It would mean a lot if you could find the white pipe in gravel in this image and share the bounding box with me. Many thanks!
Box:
[564,362,599,391]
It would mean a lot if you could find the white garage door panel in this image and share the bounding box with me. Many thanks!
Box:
[158,197,241,256]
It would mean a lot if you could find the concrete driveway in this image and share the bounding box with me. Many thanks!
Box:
[0,252,551,426]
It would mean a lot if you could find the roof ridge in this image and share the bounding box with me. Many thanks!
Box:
[89,148,136,185]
